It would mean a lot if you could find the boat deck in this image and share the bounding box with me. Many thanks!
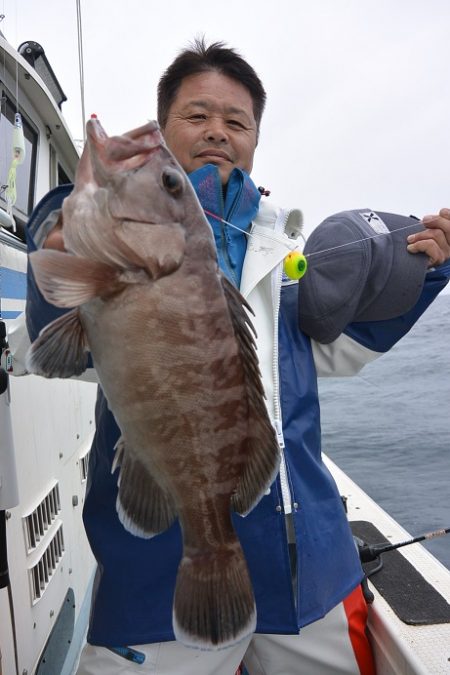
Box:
[327,456,450,674]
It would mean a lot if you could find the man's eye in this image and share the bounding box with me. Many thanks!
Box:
[228,119,245,129]
[188,114,207,122]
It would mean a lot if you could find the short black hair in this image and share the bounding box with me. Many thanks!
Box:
[157,37,266,136]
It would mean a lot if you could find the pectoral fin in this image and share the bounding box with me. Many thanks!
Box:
[26,309,89,377]
[29,249,123,308]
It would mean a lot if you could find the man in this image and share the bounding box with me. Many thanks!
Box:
[25,39,450,674]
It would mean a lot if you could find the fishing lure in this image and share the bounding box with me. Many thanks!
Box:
[283,251,308,280]
[5,112,26,231]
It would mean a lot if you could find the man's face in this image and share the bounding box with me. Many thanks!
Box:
[162,71,258,185]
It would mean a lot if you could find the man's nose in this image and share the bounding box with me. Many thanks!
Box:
[203,117,228,143]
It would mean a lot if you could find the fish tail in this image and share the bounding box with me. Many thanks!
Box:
[173,542,256,650]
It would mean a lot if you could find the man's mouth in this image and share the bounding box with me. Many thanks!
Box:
[196,149,232,163]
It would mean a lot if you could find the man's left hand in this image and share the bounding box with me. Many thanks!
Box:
[407,208,450,267]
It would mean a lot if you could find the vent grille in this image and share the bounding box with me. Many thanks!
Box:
[24,484,61,552]
[80,451,90,482]
[29,524,65,602]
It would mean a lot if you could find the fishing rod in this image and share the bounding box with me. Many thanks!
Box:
[357,526,450,564]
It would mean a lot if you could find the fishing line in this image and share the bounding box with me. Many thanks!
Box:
[13,0,19,113]
[76,0,86,144]
[0,13,6,209]
[204,209,425,280]
[1,1,25,231]
[204,209,422,258]
[204,208,309,279]
[303,222,423,258]
[204,208,300,250]
[14,60,18,113]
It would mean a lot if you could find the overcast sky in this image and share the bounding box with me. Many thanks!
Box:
[4,0,450,237]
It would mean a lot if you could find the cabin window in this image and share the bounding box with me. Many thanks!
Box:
[0,93,38,218]
[58,162,71,185]
[49,143,73,188]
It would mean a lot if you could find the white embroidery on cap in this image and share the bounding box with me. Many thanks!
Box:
[359,211,389,234]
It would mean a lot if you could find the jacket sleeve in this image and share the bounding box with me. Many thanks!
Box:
[312,264,449,377]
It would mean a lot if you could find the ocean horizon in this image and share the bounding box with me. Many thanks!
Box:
[318,293,450,569]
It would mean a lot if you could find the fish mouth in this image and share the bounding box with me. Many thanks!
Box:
[107,140,164,172]
[104,122,165,171]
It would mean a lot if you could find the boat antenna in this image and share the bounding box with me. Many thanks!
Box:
[76,0,86,144]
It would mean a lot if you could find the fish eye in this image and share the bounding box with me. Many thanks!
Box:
[162,168,184,196]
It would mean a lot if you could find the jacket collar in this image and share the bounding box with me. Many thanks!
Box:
[189,164,261,286]
[240,201,304,298]
[189,163,261,230]
[189,164,303,297]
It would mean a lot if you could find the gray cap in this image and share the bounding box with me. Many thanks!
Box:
[298,209,428,344]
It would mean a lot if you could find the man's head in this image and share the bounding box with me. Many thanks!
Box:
[158,38,266,184]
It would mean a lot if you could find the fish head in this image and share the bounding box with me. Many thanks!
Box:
[85,117,207,231]
[61,117,216,277]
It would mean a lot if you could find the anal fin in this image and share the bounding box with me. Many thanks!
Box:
[231,432,280,516]
[114,437,177,538]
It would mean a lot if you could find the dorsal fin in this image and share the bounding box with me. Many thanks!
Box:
[220,276,280,515]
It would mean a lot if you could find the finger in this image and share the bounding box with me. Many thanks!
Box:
[407,238,448,267]
[422,212,450,230]
[418,215,450,251]
[408,228,449,249]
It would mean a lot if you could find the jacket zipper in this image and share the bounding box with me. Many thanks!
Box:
[219,176,244,286]
[220,225,237,285]
[272,208,294,514]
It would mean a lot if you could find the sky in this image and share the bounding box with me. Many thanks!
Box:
[3,0,450,237]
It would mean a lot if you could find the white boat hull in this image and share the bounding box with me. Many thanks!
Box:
[327,456,450,674]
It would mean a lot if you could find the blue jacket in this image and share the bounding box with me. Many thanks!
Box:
[26,166,449,646]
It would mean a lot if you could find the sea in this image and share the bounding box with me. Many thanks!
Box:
[318,293,450,570]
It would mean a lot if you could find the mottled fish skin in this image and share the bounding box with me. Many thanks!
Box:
[26,118,280,650]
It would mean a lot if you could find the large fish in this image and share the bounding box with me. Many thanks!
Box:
[26,118,280,649]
